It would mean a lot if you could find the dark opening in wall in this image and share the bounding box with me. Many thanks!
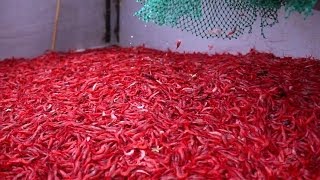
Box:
[104,0,111,43]
[114,0,120,43]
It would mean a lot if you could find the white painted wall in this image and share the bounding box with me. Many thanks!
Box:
[0,0,110,59]
[119,1,320,59]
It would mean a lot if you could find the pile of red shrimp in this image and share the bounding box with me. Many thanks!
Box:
[0,46,319,179]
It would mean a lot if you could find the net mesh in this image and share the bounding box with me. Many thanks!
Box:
[135,0,317,39]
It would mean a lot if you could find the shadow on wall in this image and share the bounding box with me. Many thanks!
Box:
[119,1,320,59]
[0,0,107,60]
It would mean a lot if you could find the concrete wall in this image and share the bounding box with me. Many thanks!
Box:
[0,0,108,59]
[1,1,319,59]
[119,1,320,59]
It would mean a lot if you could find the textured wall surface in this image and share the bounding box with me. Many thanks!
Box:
[119,1,320,59]
[0,0,107,59]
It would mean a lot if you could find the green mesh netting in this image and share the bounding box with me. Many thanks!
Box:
[135,0,317,39]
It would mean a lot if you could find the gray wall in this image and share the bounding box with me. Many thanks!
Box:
[119,1,320,59]
[0,0,108,59]
[1,1,319,59]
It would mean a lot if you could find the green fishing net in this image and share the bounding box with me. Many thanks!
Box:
[135,0,317,39]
